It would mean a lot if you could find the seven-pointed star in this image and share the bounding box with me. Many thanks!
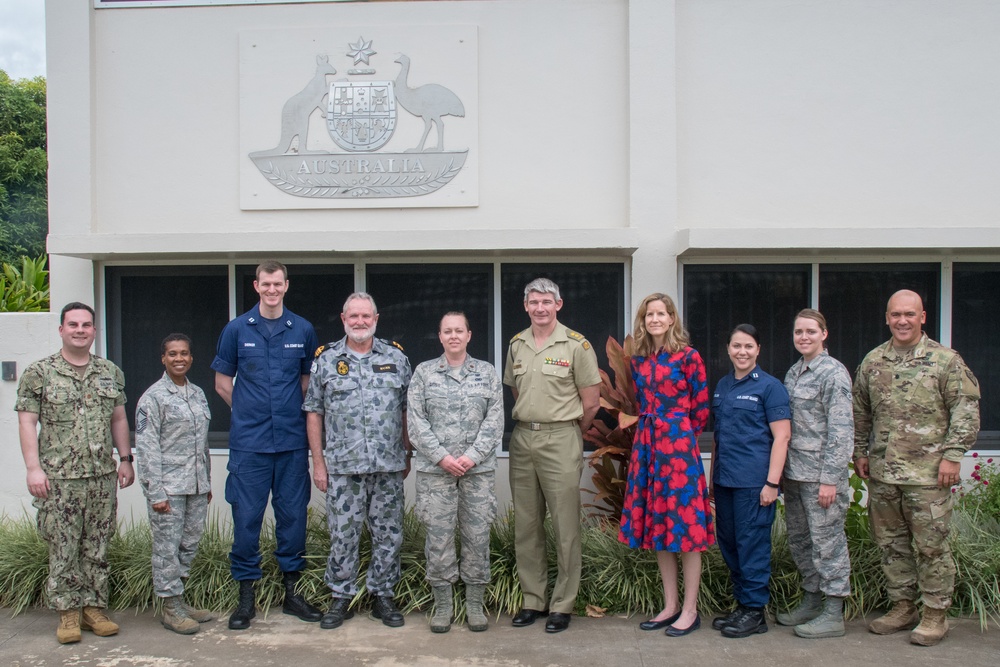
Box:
[347,37,377,66]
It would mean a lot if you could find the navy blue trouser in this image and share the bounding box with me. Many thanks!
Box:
[714,484,776,608]
[226,448,309,581]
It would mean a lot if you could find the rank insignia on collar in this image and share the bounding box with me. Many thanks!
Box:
[337,360,349,376]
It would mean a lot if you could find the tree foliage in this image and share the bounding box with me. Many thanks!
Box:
[0,70,47,267]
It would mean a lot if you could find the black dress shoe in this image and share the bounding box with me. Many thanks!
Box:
[721,608,767,638]
[545,612,571,633]
[371,596,405,628]
[320,598,354,630]
[665,614,701,637]
[639,610,681,631]
[712,606,743,631]
[512,608,548,627]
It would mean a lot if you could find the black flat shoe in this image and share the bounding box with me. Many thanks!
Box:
[665,614,701,637]
[545,612,571,633]
[639,610,681,631]
[512,608,548,627]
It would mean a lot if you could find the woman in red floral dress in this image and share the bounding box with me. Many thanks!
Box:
[619,293,714,637]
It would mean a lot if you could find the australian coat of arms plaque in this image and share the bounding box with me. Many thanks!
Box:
[241,26,478,209]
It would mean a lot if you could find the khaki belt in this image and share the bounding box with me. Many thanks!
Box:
[517,420,578,431]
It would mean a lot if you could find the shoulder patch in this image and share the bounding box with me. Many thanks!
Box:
[314,345,326,358]
[392,340,405,352]
[566,329,584,340]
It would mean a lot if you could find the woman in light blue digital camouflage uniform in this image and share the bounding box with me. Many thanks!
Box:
[777,309,853,638]
[407,312,504,634]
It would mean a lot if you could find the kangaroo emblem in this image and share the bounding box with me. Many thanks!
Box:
[251,55,337,156]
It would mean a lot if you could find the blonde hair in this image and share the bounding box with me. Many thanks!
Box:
[633,293,689,357]
[794,308,827,331]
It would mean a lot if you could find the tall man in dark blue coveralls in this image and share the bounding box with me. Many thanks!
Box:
[211,261,323,630]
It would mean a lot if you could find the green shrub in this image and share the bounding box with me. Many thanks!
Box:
[1,499,997,626]
[0,254,48,312]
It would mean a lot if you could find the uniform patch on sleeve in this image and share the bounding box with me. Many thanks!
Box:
[136,407,148,434]
[839,386,851,398]
[966,369,979,386]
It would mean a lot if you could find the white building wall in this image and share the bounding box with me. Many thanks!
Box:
[4,0,995,519]
[674,0,1000,252]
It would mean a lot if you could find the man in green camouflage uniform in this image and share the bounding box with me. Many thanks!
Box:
[304,292,412,630]
[504,278,600,634]
[15,303,135,644]
[853,290,980,646]
[135,333,214,634]
[407,312,504,633]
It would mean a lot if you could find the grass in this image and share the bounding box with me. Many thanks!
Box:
[2,502,998,626]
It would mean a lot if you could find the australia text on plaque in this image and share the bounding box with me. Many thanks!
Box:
[249,40,468,199]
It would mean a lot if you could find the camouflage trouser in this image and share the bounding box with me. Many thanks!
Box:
[783,478,851,597]
[415,471,497,587]
[325,472,404,598]
[147,493,210,597]
[33,474,117,611]
[868,480,955,610]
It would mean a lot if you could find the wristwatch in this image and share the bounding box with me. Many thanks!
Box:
[119,454,135,463]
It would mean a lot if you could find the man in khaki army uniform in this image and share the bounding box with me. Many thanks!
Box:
[503,278,600,633]
[853,290,980,646]
[16,303,135,644]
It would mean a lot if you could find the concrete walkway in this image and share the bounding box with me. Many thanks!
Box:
[1,607,996,667]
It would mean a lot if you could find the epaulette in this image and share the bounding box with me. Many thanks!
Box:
[566,328,591,350]
[314,345,326,358]
[392,340,405,352]
[509,332,522,344]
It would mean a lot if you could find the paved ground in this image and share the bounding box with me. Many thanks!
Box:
[1,607,996,667]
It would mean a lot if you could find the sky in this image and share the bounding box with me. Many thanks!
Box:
[0,0,46,80]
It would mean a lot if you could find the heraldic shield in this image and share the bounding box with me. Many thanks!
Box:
[328,81,397,152]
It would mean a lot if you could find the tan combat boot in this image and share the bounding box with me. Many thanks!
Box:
[81,606,119,636]
[56,609,81,644]
[181,598,215,623]
[910,607,949,646]
[161,596,200,635]
[868,600,919,635]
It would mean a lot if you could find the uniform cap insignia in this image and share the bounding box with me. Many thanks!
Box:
[337,360,350,376]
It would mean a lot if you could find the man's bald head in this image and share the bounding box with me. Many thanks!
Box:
[885,290,926,347]
[887,289,924,313]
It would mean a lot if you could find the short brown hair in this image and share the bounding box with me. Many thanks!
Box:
[255,260,288,281]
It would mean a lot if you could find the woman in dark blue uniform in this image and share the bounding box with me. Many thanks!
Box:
[710,324,790,638]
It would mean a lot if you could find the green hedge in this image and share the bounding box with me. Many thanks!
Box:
[2,501,997,625]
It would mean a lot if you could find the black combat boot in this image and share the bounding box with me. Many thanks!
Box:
[282,571,322,622]
[228,580,256,630]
